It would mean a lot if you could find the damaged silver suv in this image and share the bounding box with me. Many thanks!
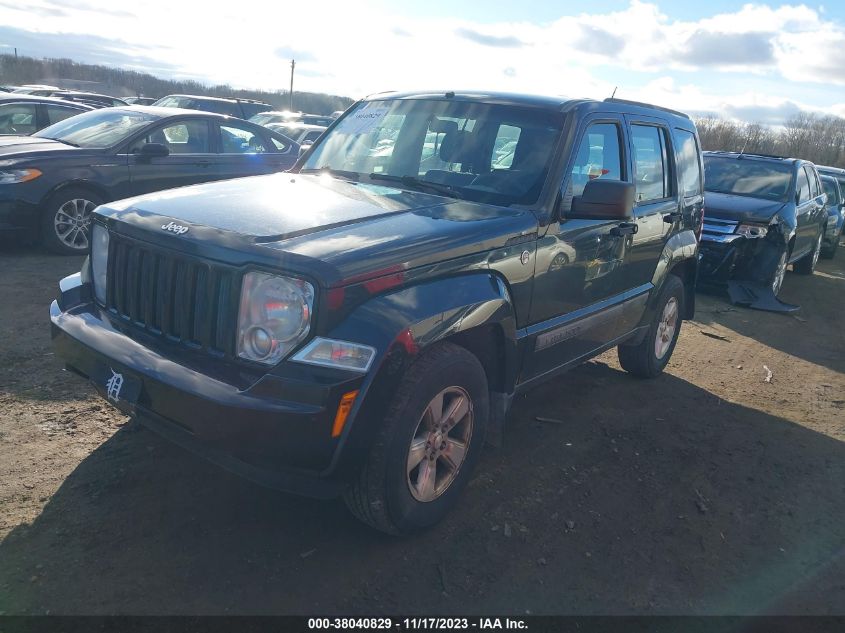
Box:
[699,152,828,311]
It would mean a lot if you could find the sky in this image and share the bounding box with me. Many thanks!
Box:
[1,0,844,125]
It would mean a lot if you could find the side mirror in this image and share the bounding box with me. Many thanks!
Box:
[138,142,169,159]
[569,179,635,220]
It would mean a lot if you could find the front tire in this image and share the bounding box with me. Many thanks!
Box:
[618,275,684,379]
[343,342,489,534]
[41,187,103,255]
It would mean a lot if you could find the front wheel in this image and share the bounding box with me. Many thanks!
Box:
[618,275,685,379]
[343,342,488,534]
[41,187,103,255]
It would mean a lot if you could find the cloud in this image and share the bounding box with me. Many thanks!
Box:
[274,46,315,62]
[575,25,626,57]
[0,26,181,76]
[677,31,775,66]
[392,27,411,37]
[0,0,67,17]
[455,27,525,48]
[43,0,135,18]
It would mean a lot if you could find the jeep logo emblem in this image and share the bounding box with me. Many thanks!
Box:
[161,221,189,235]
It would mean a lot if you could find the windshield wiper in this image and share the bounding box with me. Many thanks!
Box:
[299,166,360,181]
[368,173,463,199]
[38,137,80,148]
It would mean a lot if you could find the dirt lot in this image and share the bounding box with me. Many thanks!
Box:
[0,241,843,616]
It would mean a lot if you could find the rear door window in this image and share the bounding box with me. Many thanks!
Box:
[218,123,268,153]
[129,120,211,154]
[46,104,83,125]
[631,124,672,202]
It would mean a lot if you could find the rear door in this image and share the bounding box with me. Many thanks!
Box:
[794,166,815,257]
[125,118,215,195]
[622,117,679,295]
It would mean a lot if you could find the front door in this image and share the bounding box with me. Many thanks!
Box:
[126,119,215,196]
[521,117,636,384]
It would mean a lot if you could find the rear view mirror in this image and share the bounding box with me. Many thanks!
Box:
[569,179,635,220]
[138,142,169,158]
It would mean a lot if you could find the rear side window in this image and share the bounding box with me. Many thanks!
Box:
[631,124,672,202]
[674,129,702,196]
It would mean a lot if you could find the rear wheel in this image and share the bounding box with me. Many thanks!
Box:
[41,187,103,255]
[794,231,822,275]
[343,342,488,534]
[618,275,684,379]
[820,228,840,260]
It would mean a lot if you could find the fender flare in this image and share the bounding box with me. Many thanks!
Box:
[322,271,517,478]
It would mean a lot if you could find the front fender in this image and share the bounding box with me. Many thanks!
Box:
[323,272,517,478]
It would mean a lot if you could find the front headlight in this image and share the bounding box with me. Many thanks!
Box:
[91,223,109,304]
[0,168,42,184]
[237,271,314,365]
[827,214,838,227]
[736,223,768,238]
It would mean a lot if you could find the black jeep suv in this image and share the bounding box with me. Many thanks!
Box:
[51,91,703,533]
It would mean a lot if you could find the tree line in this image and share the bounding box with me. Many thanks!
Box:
[0,54,354,115]
[695,113,845,169]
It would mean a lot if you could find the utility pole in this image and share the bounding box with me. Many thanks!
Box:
[289,59,295,111]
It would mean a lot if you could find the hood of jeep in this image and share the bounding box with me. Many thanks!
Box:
[97,172,538,288]
[102,172,461,241]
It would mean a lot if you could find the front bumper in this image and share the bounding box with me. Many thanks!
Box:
[698,219,784,285]
[823,213,844,248]
[0,197,40,234]
[50,275,365,498]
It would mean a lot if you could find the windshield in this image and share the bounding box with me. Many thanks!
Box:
[34,108,159,148]
[704,156,793,202]
[301,98,563,206]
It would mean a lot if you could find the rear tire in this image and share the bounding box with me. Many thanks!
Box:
[343,342,488,534]
[794,231,822,274]
[618,275,684,379]
[40,187,103,255]
[820,229,840,260]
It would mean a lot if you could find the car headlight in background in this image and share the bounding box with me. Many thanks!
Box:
[292,338,376,373]
[827,214,838,227]
[237,271,314,365]
[736,223,768,238]
[0,168,42,184]
[90,223,109,304]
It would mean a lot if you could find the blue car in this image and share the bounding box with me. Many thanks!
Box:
[0,106,299,254]
[818,166,845,259]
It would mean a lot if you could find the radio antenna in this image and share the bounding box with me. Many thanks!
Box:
[611,86,618,99]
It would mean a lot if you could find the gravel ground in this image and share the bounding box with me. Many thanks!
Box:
[0,241,843,615]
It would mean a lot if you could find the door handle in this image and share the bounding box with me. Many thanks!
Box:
[663,211,682,223]
[610,222,638,237]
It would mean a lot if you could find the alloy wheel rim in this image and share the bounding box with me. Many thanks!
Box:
[54,198,96,250]
[772,251,788,295]
[406,386,473,503]
[654,297,679,360]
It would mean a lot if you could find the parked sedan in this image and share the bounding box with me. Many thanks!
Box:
[0,106,299,254]
[699,151,828,310]
[0,94,93,135]
[265,121,327,148]
[820,175,844,258]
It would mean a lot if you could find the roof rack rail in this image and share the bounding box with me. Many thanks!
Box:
[707,150,792,160]
[603,97,690,119]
